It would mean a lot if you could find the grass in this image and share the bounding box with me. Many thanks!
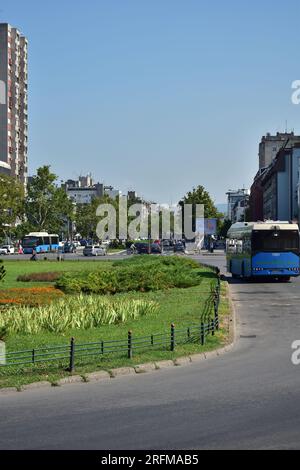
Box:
[0,257,231,389]
[56,256,210,294]
[0,280,231,389]
[0,259,113,289]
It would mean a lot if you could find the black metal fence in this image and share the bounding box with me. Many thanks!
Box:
[0,269,221,373]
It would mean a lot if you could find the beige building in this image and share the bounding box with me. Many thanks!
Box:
[259,132,300,170]
[0,23,28,186]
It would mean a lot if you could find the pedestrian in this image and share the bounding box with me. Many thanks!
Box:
[30,248,38,261]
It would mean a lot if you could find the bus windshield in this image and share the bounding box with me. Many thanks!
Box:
[252,230,299,253]
[22,237,38,248]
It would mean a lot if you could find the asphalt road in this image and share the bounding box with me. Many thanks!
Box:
[1,254,300,449]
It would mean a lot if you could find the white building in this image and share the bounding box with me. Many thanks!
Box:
[226,189,249,221]
[0,23,28,186]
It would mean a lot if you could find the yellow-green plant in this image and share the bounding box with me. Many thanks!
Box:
[0,295,159,334]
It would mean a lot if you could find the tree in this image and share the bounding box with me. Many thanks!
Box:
[179,185,222,237]
[218,218,232,238]
[0,174,24,240]
[75,194,116,240]
[24,166,73,234]
[179,185,220,219]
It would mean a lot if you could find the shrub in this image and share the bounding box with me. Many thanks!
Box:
[17,272,62,283]
[0,295,159,334]
[56,256,204,295]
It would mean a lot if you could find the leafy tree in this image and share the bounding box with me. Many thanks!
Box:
[179,185,222,237]
[75,194,116,240]
[0,174,24,239]
[218,218,232,238]
[179,185,220,218]
[24,166,73,234]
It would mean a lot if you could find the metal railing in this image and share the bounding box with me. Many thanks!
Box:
[0,267,221,373]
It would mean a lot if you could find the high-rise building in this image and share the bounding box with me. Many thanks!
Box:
[258,132,300,170]
[0,23,28,186]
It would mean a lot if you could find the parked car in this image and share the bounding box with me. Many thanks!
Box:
[0,245,15,255]
[174,241,185,253]
[151,242,162,254]
[63,242,77,253]
[161,240,174,252]
[135,242,150,254]
[135,242,162,254]
[83,245,107,256]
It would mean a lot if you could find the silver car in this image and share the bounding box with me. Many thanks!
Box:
[83,245,107,256]
[0,245,15,255]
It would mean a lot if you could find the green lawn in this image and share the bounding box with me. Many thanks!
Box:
[0,259,113,288]
[0,283,230,389]
[0,257,231,389]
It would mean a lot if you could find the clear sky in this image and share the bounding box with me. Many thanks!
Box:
[2,0,300,204]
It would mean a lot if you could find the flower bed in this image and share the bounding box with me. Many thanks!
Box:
[0,287,64,307]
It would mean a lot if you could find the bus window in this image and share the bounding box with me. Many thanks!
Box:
[252,230,299,253]
[22,237,38,248]
[44,237,50,244]
[50,236,59,245]
[38,237,44,246]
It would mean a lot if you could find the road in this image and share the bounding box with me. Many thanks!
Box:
[1,253,300,449]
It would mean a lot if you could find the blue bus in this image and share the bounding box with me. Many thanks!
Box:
[226,221,300,281]
[22,232,59,254]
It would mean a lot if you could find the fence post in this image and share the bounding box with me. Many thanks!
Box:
[128,330,132,359]
[101,341,104,355]
[32,348,35,365]
[69,337,75,373]
[211,318,215,336]
[187,327,190,340]
[201,322,205,346]
[170,323,175,351]
[214,296,219,331]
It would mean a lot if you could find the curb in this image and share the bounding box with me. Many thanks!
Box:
[0,281,236,395]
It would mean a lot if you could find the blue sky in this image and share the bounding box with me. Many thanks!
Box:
[2,0,300,204]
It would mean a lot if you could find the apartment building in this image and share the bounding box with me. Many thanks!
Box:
[258,132,300,170]
[0,23,28,186]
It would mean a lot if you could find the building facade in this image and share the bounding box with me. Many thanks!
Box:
[63,176,104,204]
[251,144,300,222]
[0,23,28,185]
[258,132,300,170]
[226,189,249,221]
